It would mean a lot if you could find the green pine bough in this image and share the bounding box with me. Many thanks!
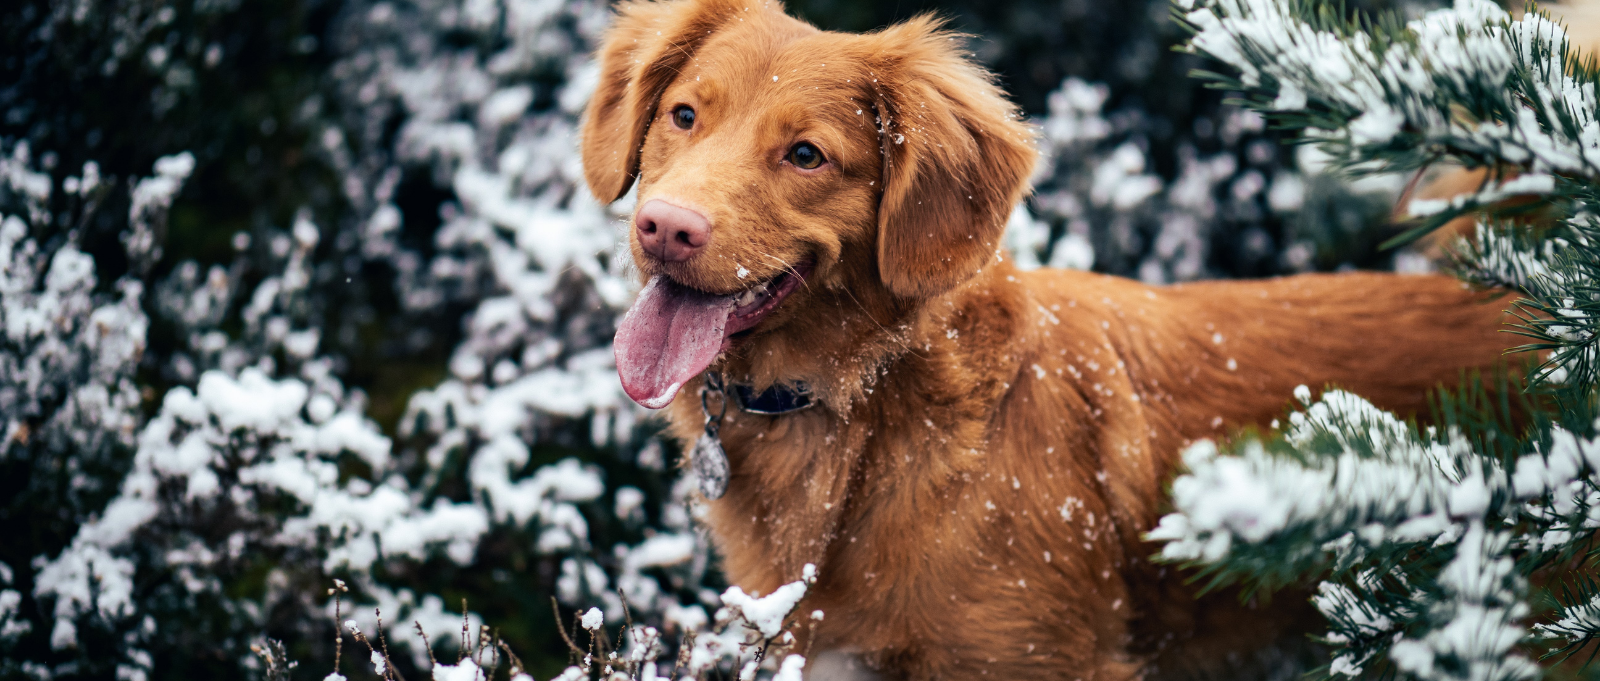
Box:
[1149,0,1600,679]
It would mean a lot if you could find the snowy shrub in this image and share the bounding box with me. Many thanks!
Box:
[1,143,162,680]
[3,0,719,675]
[1022,74,1424,282]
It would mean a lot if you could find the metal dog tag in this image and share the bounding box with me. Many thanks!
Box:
[692,431,730,499]
[695,372,731,499]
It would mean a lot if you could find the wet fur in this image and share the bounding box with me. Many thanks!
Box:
[581,1,1517,678]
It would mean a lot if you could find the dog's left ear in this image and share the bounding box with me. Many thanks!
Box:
[868,18,1038,299]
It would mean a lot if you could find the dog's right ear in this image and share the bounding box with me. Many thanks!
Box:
[581,0,741,203]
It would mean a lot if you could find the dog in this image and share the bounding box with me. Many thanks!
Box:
[580,1,1516,677]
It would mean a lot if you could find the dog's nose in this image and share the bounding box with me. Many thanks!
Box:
[635,199,710,262]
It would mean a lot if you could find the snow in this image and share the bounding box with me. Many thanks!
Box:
[1040,78,1111,146]
[773,655,806,681]
[31,543,134,650]
[614,486,646,521]
[1000,204,1061,271]
[1150,389,1510,563]
[1266,172,1304,211]
[126,152,196,263]
[0,591,17,642]
[466,437,605,535]
[665,602,709,633]
[196,368,308,433]
[581,606,604,631]
[1536,591,1600,644]
[2,153,150,481]
[1387,522,1536,681]
[719,579,808,639]
[1408,174,1557,218]
[1091,144,1163,210]
[432,659,486,681]
[1313,582,1395,646]
[625,534,697,571]
[479,86,534,128]
[34,351,498,647]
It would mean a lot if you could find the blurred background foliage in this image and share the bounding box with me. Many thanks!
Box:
[0,0,1435,679]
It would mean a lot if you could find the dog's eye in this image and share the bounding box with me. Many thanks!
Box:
[788,142,824,170]
[671,105,696,130]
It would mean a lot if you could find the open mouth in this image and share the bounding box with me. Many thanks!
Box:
[613,260,814,408]
[727,262,812,336]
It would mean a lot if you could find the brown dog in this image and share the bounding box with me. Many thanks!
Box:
[581,1,1515,678]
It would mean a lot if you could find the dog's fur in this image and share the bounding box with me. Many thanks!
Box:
[581,1,1517,678]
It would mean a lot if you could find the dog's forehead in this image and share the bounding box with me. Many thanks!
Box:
[676,23,875,107]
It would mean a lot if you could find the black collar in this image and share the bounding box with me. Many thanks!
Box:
[708,373,815,415]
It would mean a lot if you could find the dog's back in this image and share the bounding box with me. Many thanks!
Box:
[1007,268,1515,678]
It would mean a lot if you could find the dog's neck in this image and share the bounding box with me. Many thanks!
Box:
[676,261,1033,594]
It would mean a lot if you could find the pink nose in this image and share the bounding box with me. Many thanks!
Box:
[635,199,710,263]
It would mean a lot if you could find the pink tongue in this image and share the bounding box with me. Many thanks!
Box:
[615,275,737,409]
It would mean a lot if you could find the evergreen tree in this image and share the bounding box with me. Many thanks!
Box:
[1148,1,1600,678]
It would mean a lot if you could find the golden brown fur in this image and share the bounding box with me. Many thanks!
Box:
[581,1,1517,678]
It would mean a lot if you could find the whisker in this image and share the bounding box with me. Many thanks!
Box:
[838,283,924,358]
[751,251,809,292]
[748,250,923,358]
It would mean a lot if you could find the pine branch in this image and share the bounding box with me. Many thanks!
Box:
[1177,0,1600,245]
[1536,575,1600,663]
[1146,384,1600,681]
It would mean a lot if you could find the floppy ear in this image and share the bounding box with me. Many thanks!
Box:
[868,18,1039,298]
[581,0,744,203]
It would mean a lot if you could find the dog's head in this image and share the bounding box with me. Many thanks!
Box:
[584,0,1036,408]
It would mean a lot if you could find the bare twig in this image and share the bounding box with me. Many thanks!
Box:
[346,621,384,680]
[329,579,348,675]
[484,628,502,679]
[618,592,637,677]
[460,598,471,663]
[475,624,492,667]
[586,611,601,673]
[551,597,585,658]
[619,591,635,635]
[414,621,438,668]
[675,630,696,679]
[496,638,527,679]
[375,608,407,681]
